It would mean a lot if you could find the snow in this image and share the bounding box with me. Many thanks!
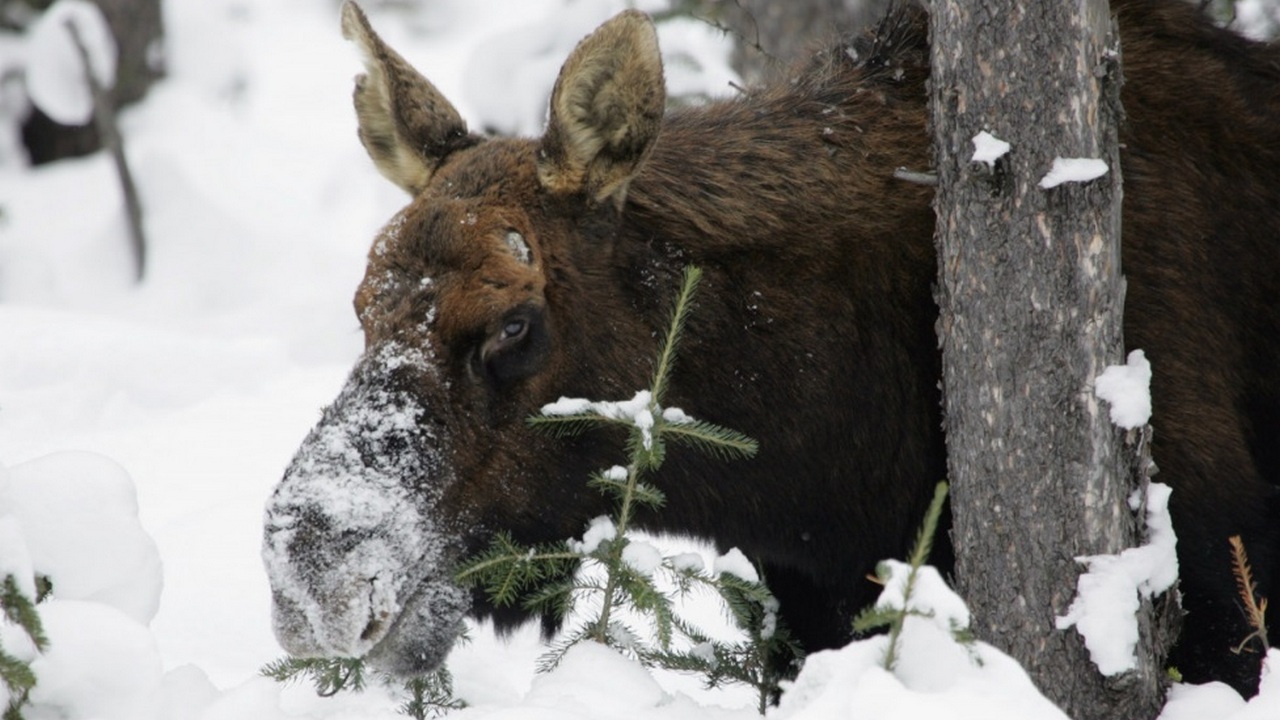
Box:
[970,130,1010,167]
[1055,482,1178,676]
[449,642,750,720]
[571,516,618,555]
[776,560,1070,720]
[0,515,36,602]
[542,390,662,449]
[670,553,705,574]
[1159,650,1280,719]
[7,451,163,625]
[622,541,665,576]
[541,397,592,416]
[1038,157,1110,189]
[712,548,759,583]
[0,0,1276,718]
[1236,0,1280,41]
[28,599,166,720]
[23,0,116,125]
[662,407,693,425]
[1096,349,1153,429]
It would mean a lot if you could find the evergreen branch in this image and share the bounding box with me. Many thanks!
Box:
[586,472,628,497]
[662,420,759,460]
[526,413,625,437]
[627,429,667,471]
[616,566,676,649]
[536,627,597,673]
[874,481,950,671]
[643,645,716,676]
[2,573,48,720]
[650,266,702,405]
[1229,534,1270,654]
[33,576,52,604]
[453,534,579,608]
[398,668,466,719]
[0,650,37,698]
[260,656,367,696]
[1,575,47,651]
[628,480,667,511]
[520,576,585,620]
[909,482,949,569]
[851,605,903,634]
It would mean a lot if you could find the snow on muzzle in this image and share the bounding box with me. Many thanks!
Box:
[262,342,468,676]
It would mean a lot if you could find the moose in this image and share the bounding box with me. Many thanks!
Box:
[263,0,1280,697]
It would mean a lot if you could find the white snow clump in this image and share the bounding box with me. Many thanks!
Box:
[24,0,117,125]
[571,515,618,555]
[1056,482,1179,676]
[1039,157,1110,189]
[543,390,679,450]
[1095,349,1153,429]
[0,452,169,720]
[712,547,758,583]
[776,559,1070,720]
[971,131,1010,167]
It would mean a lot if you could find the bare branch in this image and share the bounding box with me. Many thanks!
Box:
[66,16,147,282]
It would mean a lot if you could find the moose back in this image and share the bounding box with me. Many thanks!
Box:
[263,0,1280,696]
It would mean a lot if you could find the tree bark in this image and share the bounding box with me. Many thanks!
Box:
[930,1,1173,718]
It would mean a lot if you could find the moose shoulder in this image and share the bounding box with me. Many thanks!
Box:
[263,0,1280,696]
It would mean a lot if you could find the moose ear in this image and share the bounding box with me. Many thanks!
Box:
[341,1,475,196]
[537,11,665,208]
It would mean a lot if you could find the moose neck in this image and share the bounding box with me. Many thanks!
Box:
[586,52,945,586]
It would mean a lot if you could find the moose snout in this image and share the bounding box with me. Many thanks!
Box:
[262,342,467,670]
[263,499,418,657]
[263,494,469,674]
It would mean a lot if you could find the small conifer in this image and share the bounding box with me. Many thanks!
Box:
[456,266,800,710]
[852,482,967,671]
[1,573,50,720]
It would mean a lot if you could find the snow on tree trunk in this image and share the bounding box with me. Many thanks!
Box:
[929,1,1175,718]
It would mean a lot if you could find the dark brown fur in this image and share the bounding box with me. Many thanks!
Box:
[267,0,1280,696]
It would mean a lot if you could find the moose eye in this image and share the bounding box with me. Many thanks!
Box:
[504,230,531,264]
[501,318,528,341]
[478,309,548,386]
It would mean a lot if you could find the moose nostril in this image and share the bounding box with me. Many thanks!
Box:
[361,616,384,642]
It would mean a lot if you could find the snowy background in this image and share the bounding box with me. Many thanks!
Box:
[2,0,1280,718]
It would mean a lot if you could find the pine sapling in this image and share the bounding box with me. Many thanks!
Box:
[852,482,966,671]
[1228,534,1270,655]
[456,266,797,706]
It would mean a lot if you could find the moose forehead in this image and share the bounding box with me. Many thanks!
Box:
[356,141,547,345]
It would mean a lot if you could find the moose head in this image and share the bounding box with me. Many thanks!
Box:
[262,3,673,675]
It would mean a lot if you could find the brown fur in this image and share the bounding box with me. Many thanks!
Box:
[276,0,1280,696]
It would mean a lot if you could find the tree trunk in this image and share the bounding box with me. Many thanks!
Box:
[930,1,1173,718]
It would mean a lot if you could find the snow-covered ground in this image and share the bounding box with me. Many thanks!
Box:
[2,0,1279,718]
